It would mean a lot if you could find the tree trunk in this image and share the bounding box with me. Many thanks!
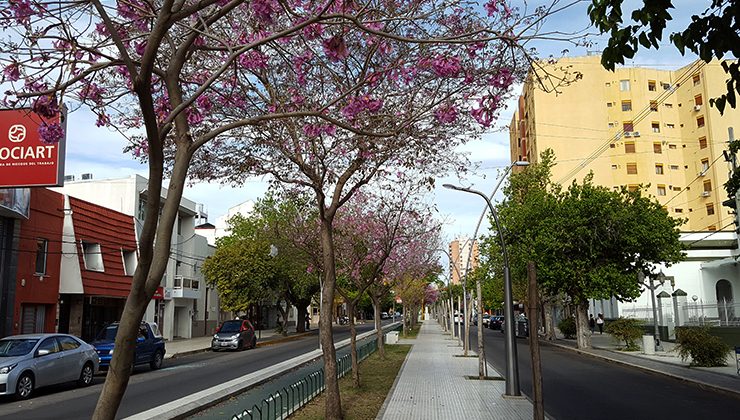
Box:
[464,293,473,356]
[276,302,289,336]
[543,300,556,341]
[318,217,343,420]
[348,300,360,388]
[93,144,190,420]
[527,262,545,420]
[295,299,309,333]
[476,275,485,379]
[402,304,408,336]
[575,302,592,349]
[371,295,385,359]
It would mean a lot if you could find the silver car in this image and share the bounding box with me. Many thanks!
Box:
[0,333,99,400]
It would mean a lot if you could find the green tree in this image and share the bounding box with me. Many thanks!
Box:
[588,0,740,112]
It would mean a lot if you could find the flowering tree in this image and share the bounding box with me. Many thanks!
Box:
[1,1,579,417]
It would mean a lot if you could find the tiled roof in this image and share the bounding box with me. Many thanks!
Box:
[69,196,137,297]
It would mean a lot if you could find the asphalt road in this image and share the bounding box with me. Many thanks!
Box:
[0,323,382,419]
[473,327,740,420]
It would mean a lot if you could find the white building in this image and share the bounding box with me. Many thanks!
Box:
[53,174,218,340]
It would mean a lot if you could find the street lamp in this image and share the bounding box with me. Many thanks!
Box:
[443,183,521,397]
[460,160,529,379]
[642,270,666,351]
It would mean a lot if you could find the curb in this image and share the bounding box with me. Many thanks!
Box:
[543,340,740,399]
[166,331,314,360]
[375,335,415,419]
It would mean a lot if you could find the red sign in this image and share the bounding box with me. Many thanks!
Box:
[0,108,66,187]
[152,287,164,300]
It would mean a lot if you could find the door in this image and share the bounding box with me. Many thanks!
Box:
[56,336,83,382]
[33,337,63,387]
[136,324,153,363]
[716,279,735,324]
[21,305,45,334]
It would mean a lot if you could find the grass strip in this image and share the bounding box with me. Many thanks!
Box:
[401,323,421,339]
[289,344,411,419]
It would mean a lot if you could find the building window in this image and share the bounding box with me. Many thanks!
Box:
[708,225,717,231]
[610,144,616,148]
[697,116,705,128]
[699,137,707,149]
[666,123,675,129]
[605,82,611,87]
[648,80,656,91]
[675,208,683,213]
[625,142,636,153]
[650,101,658,112]
[701,158,710,172]
[664,103,673,108]
[695,95,703,106]
[657,185,666,196]
[706,203,715,215]
[620,80,630,91]
[655,164,664,174]
[652,122,660,133]
[607,102,613,107]
[673,186,682,191]
[35,239,48,275]
[122,250,137,276]
[626,163,638,174]
[628,185,639,192]
[653,143,662,154]
[611,164,618,170]
[608,122,616,128]
[623,121,634,132]
[669,144,677,149]
[703,180,712,192]
[622,100,632,112]
[670,165,679,170]
[693,74,701,86]
[82,242,104,272]
[662,82,671,90]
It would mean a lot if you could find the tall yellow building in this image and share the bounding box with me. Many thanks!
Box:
[510,55,740,231]
[448,237,478,285]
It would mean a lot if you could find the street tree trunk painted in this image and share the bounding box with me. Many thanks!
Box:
[318,218,343,419]
[476,275,485,379]
[543,300,556,341]
[276,301,289,336]
[575,302,592,349]
[371,295,385,359]
[527,262,544,420]
[348,300,360,387]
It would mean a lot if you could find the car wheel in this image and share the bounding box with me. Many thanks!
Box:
[237,340,244,351]
[150,351,163,370]
[15,372,34,400]
[251,336,257,349]
[78,362,94,387]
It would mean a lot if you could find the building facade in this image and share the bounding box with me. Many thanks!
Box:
[448,237,479,285]
[53,174,216,340]
[510,55,740,231]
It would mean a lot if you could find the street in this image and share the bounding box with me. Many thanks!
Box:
[475,328,740,420]
[0,323,379,419]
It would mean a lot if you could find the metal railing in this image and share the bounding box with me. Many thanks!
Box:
[232,337,381,420]
[621,299,740,327]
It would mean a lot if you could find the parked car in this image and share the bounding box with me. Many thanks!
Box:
[488,316,504,330]
[0,333,99,400]
[93,322,165,371]
[212,319,256,351]
[381,312,390,320]
[482,314,491,327]
[453,311,464,324]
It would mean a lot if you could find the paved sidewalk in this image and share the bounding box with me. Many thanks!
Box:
[164,328,313,359]
[548,332,740,397]
[377,321,533,420]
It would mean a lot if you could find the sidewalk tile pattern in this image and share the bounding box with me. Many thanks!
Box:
[379,322,532,420]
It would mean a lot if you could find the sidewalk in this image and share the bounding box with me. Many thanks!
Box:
[547,332,740,397]
[377,321,533,420]
[164,328,313,359]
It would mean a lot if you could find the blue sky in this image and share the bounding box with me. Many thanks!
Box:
[53,1,709,264]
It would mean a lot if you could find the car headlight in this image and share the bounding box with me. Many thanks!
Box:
[213,334,218,339]
[0,364,17,374]
[108,349,114,355]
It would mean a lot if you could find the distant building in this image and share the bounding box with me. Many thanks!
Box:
[448,237,478,285]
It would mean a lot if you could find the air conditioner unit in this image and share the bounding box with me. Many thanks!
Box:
[694,105,701,112]
[698,170,706,177]
[701,191,711,197]
[624,131,632,137]
[633,131,641,137]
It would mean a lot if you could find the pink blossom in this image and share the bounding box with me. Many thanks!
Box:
[251,0,277,24]
[484,0,499,17]
[38,121,64,144]
[8,0,35,25]
[95,112,110,127]
[340,95,383,119]
[322,36,349,62]
[434,105,458,125]
[471,95,501,127]
[135,40,147,56]
[2,62,21,82]
[431,55,461,78]
[53,40,70,51]
[238,50,269,71]
[196,94,213,113]
[32,95,59,118]
[187,107,204,125]
[95,22,109,36]
[303,23,324,40]
[489,68,513,88]
[78,82,104,104]
[303,124,337,138]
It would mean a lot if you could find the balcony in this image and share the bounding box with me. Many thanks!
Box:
[171,275,201,299]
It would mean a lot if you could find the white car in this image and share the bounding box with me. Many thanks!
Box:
[453,312,464,324]
[0,333,99,400]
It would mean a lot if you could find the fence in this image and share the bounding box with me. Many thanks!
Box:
[621,298,740,330]
[232,335,382,420]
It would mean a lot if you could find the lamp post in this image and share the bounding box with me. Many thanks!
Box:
[460,161,529,378]
[443,183,521,397]
[643,270,666,351]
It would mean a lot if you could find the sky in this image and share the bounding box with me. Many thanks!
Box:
[28,1,709,269]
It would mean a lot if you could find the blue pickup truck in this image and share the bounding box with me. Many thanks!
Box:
[92,322,166,371]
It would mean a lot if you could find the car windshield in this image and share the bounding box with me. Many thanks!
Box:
[95,325,118,341]
[219,321,241,333]
[0,338,39,356]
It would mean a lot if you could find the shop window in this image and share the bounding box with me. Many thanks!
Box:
[626,163,638,175]
[35,239,48,275]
